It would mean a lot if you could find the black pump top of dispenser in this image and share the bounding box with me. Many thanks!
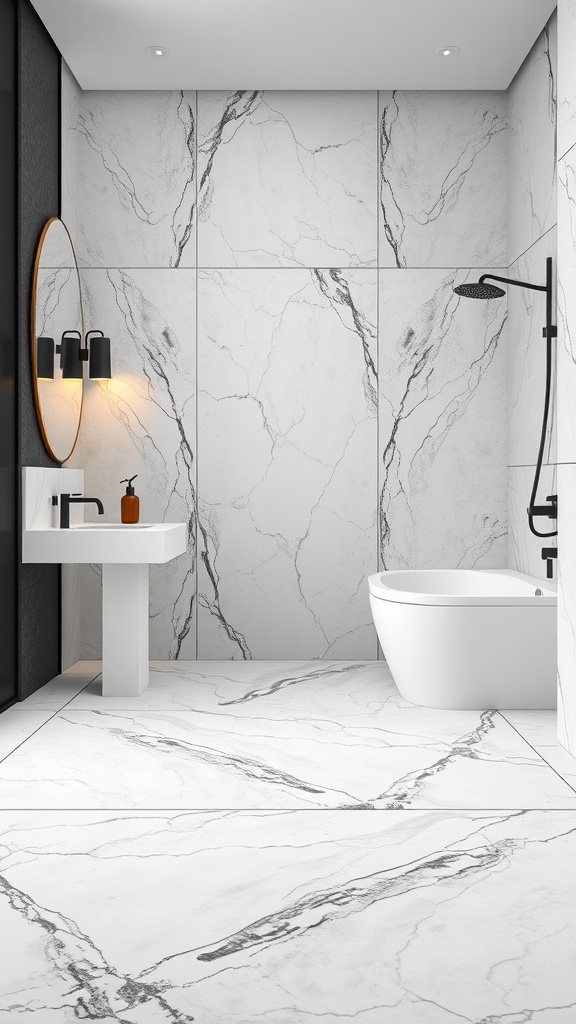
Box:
[121,475,138,496]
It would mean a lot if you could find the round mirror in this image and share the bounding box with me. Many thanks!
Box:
[31,218,83,463]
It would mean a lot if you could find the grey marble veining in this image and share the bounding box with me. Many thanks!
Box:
[2,808,576,1022]
[558,0,576,159]
[508,14,557,265]
[379,269,507,571]
[502,709,576,786]
[198,91,377,268]
[197,269,378,660]
[379,90,507,268]
[558,151,576,463]
[74,270,197,659]
[2,662,575,810]
[62,83,196,268]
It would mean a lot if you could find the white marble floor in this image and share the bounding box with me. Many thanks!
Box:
[1,661,576,1022]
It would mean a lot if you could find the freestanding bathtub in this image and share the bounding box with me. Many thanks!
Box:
[368,569,557,710]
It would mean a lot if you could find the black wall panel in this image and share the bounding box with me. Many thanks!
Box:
[0,0,17,710]
[17,0,61,700]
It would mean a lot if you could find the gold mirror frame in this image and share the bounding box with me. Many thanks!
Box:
[31,217,84,463]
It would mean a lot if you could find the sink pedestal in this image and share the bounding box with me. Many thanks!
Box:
[102,564,149,696]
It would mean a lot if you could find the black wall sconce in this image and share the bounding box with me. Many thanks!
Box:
[85,330,112,380]
[36,336,55,379]
[61,330,84,379]
[39,329,113,381]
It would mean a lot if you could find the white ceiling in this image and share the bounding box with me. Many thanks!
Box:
[31,0,557,92]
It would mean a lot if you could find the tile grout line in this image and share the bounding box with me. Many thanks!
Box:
[0,672,102,765]
[508,222,557,270]
[497,711,576,796]
[76,265,524,273]
[2,806,575,813]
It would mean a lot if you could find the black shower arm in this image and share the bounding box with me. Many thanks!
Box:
[478,273,547,294]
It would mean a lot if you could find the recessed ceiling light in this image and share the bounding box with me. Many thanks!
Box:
[146,45,169,58]
[438,46,460,58]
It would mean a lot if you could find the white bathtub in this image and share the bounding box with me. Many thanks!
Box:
[368,569,557,710]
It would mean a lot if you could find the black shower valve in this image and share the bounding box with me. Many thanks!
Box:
[541,547,558,580]
[528,494,558,519]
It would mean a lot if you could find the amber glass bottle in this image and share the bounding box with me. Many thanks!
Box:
[120,475,140,524]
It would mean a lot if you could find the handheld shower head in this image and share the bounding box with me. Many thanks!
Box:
[454,282,506,300]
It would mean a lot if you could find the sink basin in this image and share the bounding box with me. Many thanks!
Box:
[22,521,187,564]
[72,523,154,530]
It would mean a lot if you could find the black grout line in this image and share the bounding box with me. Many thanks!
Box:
[0,671,102,765]
[497,711,576,797]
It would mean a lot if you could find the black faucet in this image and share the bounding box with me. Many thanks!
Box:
[59,493,105,529]
[541,546,557,580]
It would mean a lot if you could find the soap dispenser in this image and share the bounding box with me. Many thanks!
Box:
[120,475,139,524]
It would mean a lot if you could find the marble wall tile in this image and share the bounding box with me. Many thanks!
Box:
[197,269,378,659]
[557,151,576,463]
[1,810,576,1021]
[197,91,377,268]
[558,0,576,159]
[378,91,507,269]
[508,465,557,579]
[22,467,84,531]
[75,270,197,659]
[61,62,81,252]
[379,269,507,571]
[62,86,197,268]
[508,14,557,265]
[507,227,556,467]
[557,464,576,755]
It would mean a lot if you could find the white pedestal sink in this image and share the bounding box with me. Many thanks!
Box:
[22,467,187,697]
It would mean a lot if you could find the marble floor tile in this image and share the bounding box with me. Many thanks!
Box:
[501,710,576,788]
[15,663,101,711]
[0,711,54,762]
[1,809,576,1022]
[2,662,575,810]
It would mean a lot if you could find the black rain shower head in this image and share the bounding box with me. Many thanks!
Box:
[454,282,506,300]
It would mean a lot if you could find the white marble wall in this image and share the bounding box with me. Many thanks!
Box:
[557,1,576,754]
[62,72,509,660]
[507,15,558,584]
[379,91,507,268]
